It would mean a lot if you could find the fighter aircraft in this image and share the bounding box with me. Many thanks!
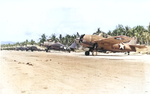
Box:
[42,40,71,52]
[74,33,146,56]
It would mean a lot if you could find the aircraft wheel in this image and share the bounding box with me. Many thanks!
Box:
[68,50,70,53]
[106,51,110,54]
[85,51,90,56]
[92,51,97,56]
[128,52,130,55]
[92,43,98,56]
[46,49,48,52]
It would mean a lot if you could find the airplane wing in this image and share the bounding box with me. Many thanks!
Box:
[94,35,132,45]
[130,45,147,48]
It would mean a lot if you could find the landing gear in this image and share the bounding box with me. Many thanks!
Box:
[46,49,48,52]
[46,47,50,52]
[92,50,97,56]
[85,51,90,56]
[84,43,98,56]
[31,49,33,52]
[92,43,98,56]
[125,52,130,55]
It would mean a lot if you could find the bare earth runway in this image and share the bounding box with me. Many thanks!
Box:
[0,51,150,94]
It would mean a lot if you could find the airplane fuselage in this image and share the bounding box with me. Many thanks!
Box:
[80,34,136,54]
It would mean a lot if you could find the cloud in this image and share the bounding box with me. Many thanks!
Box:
[25,31,33,36]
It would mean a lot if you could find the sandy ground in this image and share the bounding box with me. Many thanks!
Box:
[0,51,150,94]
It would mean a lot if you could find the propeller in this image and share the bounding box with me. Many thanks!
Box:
[79,34,85,43]
[77,32,80,38]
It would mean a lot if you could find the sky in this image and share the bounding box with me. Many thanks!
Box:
[0,0,150,43]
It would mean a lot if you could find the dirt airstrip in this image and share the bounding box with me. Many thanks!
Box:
[0,51,150,94]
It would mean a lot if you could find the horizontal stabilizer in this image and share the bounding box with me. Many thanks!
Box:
[130,45,147,48]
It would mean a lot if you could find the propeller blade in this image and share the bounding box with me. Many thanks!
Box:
[79,34,85,43]
[77,32,80,37]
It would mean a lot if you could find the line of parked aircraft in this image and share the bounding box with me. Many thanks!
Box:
[1,33,147,56]
[1,45,45,51]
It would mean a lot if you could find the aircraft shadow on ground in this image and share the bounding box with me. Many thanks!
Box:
[96,54,143,56]
[80,54,125,57]
[80,54,143,57]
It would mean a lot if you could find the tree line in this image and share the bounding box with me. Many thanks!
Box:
[94,24,150,45]
[1,24,150,48]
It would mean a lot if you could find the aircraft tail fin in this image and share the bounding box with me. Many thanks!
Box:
[128,36,147,49]
[69,39,83,51]
[128,36,137,45]
[69,42,77,49]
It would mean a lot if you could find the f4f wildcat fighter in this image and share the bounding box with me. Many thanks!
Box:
[73,33,146,56]
[42,40,71,52]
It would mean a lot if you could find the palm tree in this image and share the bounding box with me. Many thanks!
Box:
[16,42,20,46]
[20,41,26,46]
[50,34,56,42]
[124,26,131,36]
[142,31,150,45]
[134,25,146,44]
[30,39,36,45]
[143,24,150,45]
[39,34,47,43]
[147,23,150,45]
[59,34,62,43]
[25,39,29,46]
[93,28,102,35]
[107,30,112,36]
[64,34,70,46]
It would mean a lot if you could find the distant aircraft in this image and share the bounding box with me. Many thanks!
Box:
[26,46,38,51]
[73,33,146,56]
[42,41,70,52]
[15,46,26,51]
[13,45,44,52]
